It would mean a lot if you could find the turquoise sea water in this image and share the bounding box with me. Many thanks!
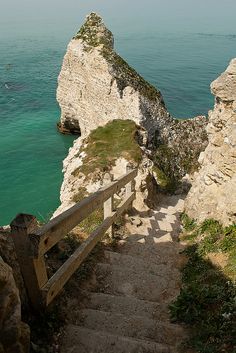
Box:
[0,25,236,225]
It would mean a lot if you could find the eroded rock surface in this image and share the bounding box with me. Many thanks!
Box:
[0,228,27,306]
[0,257,30,353]
[185,58,236,225]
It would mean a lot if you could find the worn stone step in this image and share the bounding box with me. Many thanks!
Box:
[86,292,169,320]
[103,251,179,278]
[77,308,186,346]
[61,325,174,353]
[95,263,179,302]
[118,239,184,268]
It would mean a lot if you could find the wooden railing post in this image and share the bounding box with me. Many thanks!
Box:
[126,165,135,209]
[103,173,114,238]
[10,214,48,310]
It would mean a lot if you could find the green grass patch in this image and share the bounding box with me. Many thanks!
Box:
[181,212,197,232]
[73,120,142,178]
[170,245,236,353]
[71,187,103,236]
[220,224,236,252]
[79,208,104,235]
[71,187,87,203]
[171,219,236,352]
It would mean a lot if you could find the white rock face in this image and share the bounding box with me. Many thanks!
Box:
[57,13,171,139]
[185,59,236,225]
[58,41,142,136]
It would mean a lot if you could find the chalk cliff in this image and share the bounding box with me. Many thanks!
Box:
[57,13,171,139]
[56,12,207,197]
[185,59,236,225]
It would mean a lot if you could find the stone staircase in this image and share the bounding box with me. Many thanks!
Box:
[61,195,186,353]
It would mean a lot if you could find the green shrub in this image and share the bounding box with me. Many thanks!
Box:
[220,224,236,252]
[170,246,236,353]
[173,218,236,352]
[200,219,222,236]
[180,213,197,232]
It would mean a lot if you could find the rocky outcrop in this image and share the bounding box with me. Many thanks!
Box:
[0,257,30,353]
[0,228,27,307]
[57,13,171,139]
[56,12,208,197]
[54,120,158,217]
[185,59,236,225]
[153,115,208,181]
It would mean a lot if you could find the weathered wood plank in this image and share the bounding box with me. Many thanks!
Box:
[10,214,48,310]
[126,165,135,209]
[104,195,114,238]
[33,169,137,256]
[33,257,48,289]
[42,192,135,305]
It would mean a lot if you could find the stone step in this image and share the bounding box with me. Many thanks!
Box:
[103,251,179,278]
[86,292,169,320]
[77,308,186,346]
[118,239,184,269]
[61,325,174,353]
[95,263,179,302]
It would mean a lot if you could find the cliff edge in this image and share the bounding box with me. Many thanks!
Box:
[185,59,236,225]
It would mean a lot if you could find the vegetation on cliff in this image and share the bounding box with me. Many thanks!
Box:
[102,48,164,102]
[74,13,165,103]
[73,119,142,178]
[152,116,208,186]
[60,12,207,187]
[74,12,113,48]
[170,216,236,352]
[69,120,142,233]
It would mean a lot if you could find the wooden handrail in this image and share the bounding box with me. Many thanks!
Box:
[10,168,137,309]
[42,192,135,305]
[31,169,137,257]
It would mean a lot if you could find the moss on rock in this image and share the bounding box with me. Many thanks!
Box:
[74,12,114,49]
[74,13,164,102]
[73,119,142,178]
[101,47,163,102]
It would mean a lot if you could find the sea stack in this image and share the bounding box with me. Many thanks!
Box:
[57,12,171,138]
[55,13,208,215]
[185,59,236,225]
